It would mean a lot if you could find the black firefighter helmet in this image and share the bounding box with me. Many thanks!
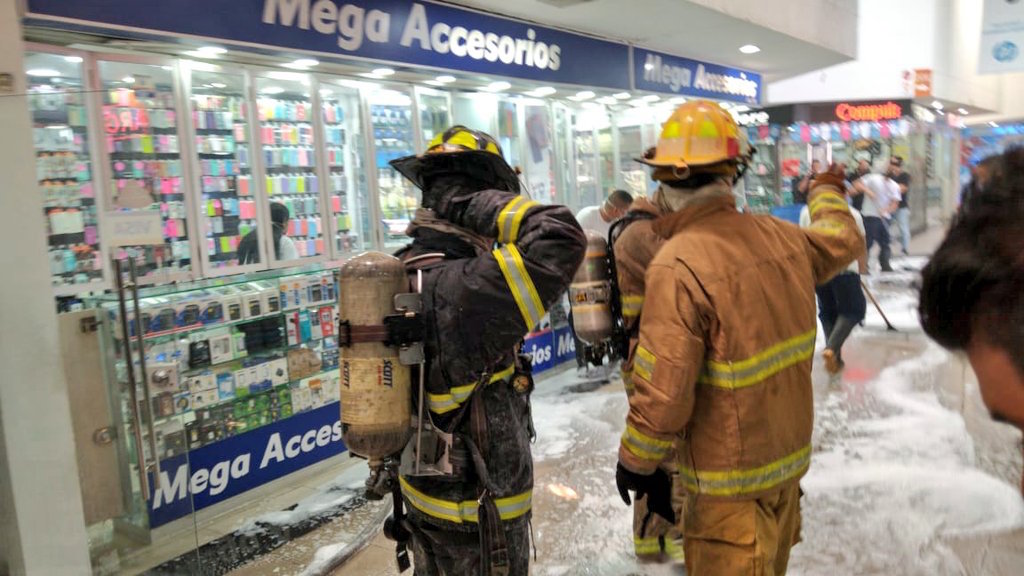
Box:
[390,125,521,206]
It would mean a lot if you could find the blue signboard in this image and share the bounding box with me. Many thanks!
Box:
[25,0,631,90]
[523,326,575,374]
[632,48,761,105]
[147,402,347,528]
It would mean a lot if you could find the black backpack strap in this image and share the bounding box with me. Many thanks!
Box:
[606,212,658,359]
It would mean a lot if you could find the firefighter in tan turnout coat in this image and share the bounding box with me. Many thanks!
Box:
[615,100,864,575]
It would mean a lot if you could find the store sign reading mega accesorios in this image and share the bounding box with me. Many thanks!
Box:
[633,48,762,105]
[25,0,632,89]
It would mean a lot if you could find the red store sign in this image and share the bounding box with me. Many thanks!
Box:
[834,101,905,122]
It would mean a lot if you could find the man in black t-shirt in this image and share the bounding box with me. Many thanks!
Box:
[887,156,912,255]
[847,159,871,212]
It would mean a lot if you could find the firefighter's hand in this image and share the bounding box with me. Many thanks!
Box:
[616,463,676,524]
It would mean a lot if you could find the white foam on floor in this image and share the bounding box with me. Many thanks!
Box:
[791,343,1024,575]
[299,540,349,576]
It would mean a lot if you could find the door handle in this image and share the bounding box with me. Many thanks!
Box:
[114,258,151,501]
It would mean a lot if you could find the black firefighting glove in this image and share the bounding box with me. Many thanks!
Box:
[616,463,676,524]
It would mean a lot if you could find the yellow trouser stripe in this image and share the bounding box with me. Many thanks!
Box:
[699,329,815,389]
[633,537,684,559]
[399,476,532,524]
[679,444,811,497]
[427,365,516,415]
[633,345,656,382]
[497,196,539,244]
[494,245,544,329]
[621,424,672,462]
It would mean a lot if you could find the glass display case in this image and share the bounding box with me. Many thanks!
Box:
[98,58,192,281]
[522,102,556,204]
[497,99,523,171]
[573,111,601,209]
[416,88,451,147]
[744,140,780,214]
[254,72,323,263]
[185,63,259,272]
[25,50,106,294]
[83,264,344,573]
[368,88,416,248]
[318,82,369,256]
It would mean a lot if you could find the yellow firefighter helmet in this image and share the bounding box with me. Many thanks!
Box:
[391,125,521,194]
[638,100,748,179]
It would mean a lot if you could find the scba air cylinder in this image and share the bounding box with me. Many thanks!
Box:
[568,231,614,345]
[338,252,412,460]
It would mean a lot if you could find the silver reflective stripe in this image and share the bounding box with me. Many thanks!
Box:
[493,245,544,329]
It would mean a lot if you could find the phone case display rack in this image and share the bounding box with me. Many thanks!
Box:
[95,267,343,470]
[103,83,191,277]
[258,96,325,259]
[322,100,357,254]
[191,92,255,267]
[29,84,104,289]
[743,141,780,214]
[372,104,417,242]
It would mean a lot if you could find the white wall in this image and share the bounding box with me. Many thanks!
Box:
[688,0,858,59]
[768,0,939,103]
[0,0,91,573]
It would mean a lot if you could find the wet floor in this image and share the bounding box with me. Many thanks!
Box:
[328,257,1023,576]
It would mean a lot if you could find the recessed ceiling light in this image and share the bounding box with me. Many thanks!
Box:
[485,81,511,92]
[424,79,444,86]
[261,86,285,95]
[436,75,456,83]
[187,61,218,73]
[210,82,227,89]
[932,100,944,109]
[989,121,999,127]
[597,96,618,105]
[718,101,732,109]
[198,46,227,55]
[283,58,319,69]
[122,76,135,84]
[613,92,631,100]
[337,78,380,90]
[732,104,750,112]
[669,97,688,105]
[161,65,173,71]
[957,108,969,115]
[26,68,60,77]
[642,94,661,102]
[528,86,556,97]
[359,72,384,79]
[63,56,83,63]
[268,71,308,82]
[569,90,595,101]
[184,50,216,59]
[739,44,761,54]
[372,68,395,76]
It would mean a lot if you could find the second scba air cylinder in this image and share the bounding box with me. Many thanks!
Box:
[337,252,412,461]
[568,230,614,345]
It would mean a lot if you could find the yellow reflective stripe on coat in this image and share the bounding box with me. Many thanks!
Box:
[633,345,656,381]
[808,192,849,217]
[493,245,545,329]
[678,444,811,496]
[621,294,644,318]
[699,329,815,389]
[621,424,672,462]
[399,476,532,523]
[427,365,516,415]
[497,196,539,244]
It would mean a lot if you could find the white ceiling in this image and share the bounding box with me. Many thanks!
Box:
[439,0,857,83]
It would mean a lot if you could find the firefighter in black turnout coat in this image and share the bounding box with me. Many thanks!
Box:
[389,126,586,575]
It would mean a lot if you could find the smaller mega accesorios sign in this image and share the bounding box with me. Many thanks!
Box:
[633,48,761,105]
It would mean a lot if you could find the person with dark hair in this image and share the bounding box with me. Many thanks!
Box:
[958,154,1001,217]
[237,201,299,264]
[575,189,634,238]
[920,146,1024,435]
